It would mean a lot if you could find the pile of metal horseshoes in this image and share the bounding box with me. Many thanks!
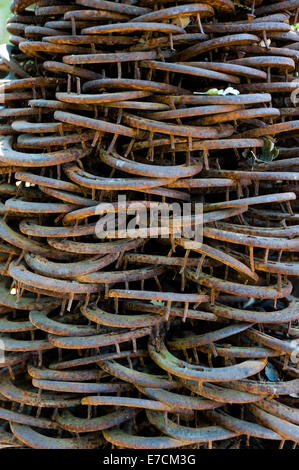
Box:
[0,0,298,449]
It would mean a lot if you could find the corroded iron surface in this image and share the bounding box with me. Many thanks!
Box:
[0,0,298,450]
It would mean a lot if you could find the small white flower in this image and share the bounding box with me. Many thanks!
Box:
[221,87,240,96]
[194,87,239,96]
[259,38,271,48]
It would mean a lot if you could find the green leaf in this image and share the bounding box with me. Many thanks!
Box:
[204,88,219,95]
[258,137,280,163]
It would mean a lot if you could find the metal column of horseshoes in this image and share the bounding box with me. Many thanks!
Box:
[0,0,297,449]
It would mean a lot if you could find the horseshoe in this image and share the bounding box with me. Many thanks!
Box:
[186,270,293,299]
[62,199,176,225]
[103,427,191,449]
[0,219,76,260]
[146,410,238,443]
[123,300,220,322]
[230,55,295,71]
[11,0,37,14]
[63,163,173,190]
[255,399,299,425]
[99,359,176,389]
[82,395,191,413]
[25,252,118,279]
[99,150,202,178]
[0,333,54,352]
[15,171,81,193]
[139,60,240,84]
[44,20,92,30]
[81,22,186,35]
[102,101,170,111]
[38,5,87,16]
[75,0,151,16]
[43,60,101,80]
[32,378,133,394]
[175,239,258,281]
[63,50,170,65]
[198,344,280,359]
[206,297,299,323]
[81,303,163,328]
[0,276,59,311]
[19,219,97,238]
[247,405,299,443]
[8,261,101,295]
[205,409,281,440]
[255,1,299,16]
[202,226,299,251]
[184,380,264,404]
[183,61,267,80]
[38,187,97,207]
[29,310,97,337]
[10,423,103,449]
[5,198,79,215]
[24,25,69,38]
[245,329,299,356]
[0,315,35,333]
[203,193,296,212]
[82,77,190,95]
[0,136,91,167]
[144,104,242,121]
[139,387,221,411]
[12,120,75,134]
[17,131,95,149]
[167,323,252,350]
[0,107,47,118]
[64,9,130,21]
[0,371,82,407]
[133,4,214,23]
[121,112,234,138]
[47,237,144,255]
[19,41,92,57]
[0,351,32,368]
[108,289,210,304]
[155,93,271,106]
[56,91,151,104]
[173,33,260,62]
[55,408,138,433]
[149,340,267,383]
[76,265,165,284]
[48,326,152,349]
[44,35,138,45]
[29,98,92,111]
[207,169,299,182]
[224,378,299,396]
[203,21,290,34]
[198,107,280,125]
[27,364,102,382]
[54,110,137,138]
[49,349,147,370]
[237,82,299,94]
[0,77,60,92]
[231,250,299,277]
[168,178,247,189]
[0,406,58,430]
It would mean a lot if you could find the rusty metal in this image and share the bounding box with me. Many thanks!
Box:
[0,0,298,449]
